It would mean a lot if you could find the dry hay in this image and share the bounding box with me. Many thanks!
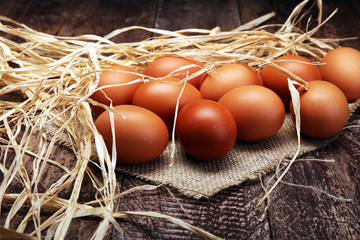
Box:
[0,0,356,239]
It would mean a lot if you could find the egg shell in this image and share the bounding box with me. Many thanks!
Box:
[218,85,285,142]
[90,65,142,115]
[290,80,349,139]
[261,55,322,107]
[175,99,237,161]
[144,56,207,88]
[95,105,169,164]
[319,47,360,101]
[132,77,202,130]
[199,63,263,101]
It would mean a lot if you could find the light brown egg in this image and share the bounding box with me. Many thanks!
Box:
[218,85,285,142]
[95,105,169,164]
[290,81,349,138]
[319,47,360,101]
[90,65,142,115]
[261,55,322,107]
[200,63,263,101]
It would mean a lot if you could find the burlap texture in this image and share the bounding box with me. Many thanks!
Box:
[50,100,360,199]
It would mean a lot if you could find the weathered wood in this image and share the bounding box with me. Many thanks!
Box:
[264,0,360,239]
[0,0,73,35]
[0,1,106,238]
[114,177,269,239]
[0,0,359,239]
[238,0,274,25]
[318,0,360,49]
[267,110,360,239]
[56,0,158,42]
[155,0,241,31]
[0,144,109,239]
[0,1,156,238]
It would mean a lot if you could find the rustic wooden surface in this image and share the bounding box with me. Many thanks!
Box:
[0,0,359,239]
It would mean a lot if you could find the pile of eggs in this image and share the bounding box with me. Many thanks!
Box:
[91,47,360,164]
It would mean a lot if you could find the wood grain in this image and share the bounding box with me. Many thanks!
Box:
[268,109,360,239]
[56,0,157,42]
[263,1,360,239]
[0,0,359,239]
[155,0,241,31]
[0,142,109,239]
[114,177,270,239]
[317,0,360,49]
[0,0,72,35]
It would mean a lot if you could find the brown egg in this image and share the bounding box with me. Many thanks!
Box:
[319,47,360,101]
[261,55,322,107]
[218,85,285,142]
[95,105,169,164]
[290,81,349,138]
[200,63,263,101]
[175,99,237,161]
[90,65,142,115]
[144,56,207,88]
[132,77,202,130]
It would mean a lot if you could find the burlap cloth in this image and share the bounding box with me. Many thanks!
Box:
[53,100,360,199]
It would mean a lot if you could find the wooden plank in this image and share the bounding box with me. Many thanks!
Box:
[267,129,360,239]
[56,0,158,43]
[0,0,75,35]
[0,0,157,41]
[0,143,109,239]
[115,177,270,239]
[0,0,157,239]
[0,1,103,238]
[154,0,241,31]
[238,0,274,25]
[317,0,360,49]
[265,0,360,239]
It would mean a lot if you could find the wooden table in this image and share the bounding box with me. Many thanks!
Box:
[0,0,359,239]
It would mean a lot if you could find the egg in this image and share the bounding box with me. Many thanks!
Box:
[90,65,142,115]
[319,47,360,101]
[290,81,349,139]
[218,85,285,142]
[95,105,169,164]
[175,99,237,161]
[132,77,202,130]
[199,63,263,101]
[261,55,322,107]
[144,55,207,88]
